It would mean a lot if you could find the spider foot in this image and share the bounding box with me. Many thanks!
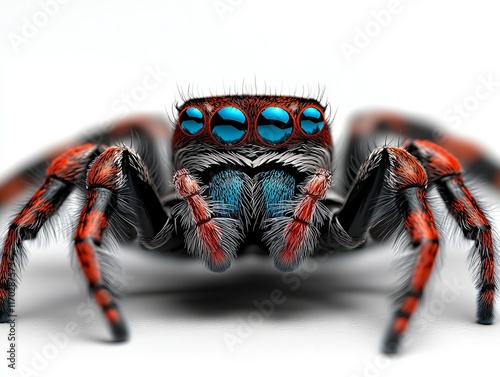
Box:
[0,310,10,323]
[0,302,11,323]
[105,305,129,342]
[0,294,11,323]
[476,305,494,325]
[381,331,402,355]
[110,321,129,342]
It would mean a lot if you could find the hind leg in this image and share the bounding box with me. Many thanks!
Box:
[343,110,500,190]
[0,114,172,208]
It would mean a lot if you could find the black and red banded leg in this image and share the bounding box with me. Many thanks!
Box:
[405,139,496,324]
[75,146,172,341]
[383,185,439,354]
[0,114,172,208]
[0,144,102,321]
[343,111,500,191]
[326,146,440,354]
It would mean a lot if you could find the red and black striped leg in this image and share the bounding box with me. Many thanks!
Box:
[328,146,440,354]
[405,139,496,324]
[383,186,439,354]
[0,114,172,208]
[0,144,102,322]
[75,146,172,341]
[344,111,500,191]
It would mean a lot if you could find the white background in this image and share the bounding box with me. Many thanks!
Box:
[1,0,500,376]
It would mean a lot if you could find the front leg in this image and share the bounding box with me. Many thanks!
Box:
[75,146,172,341]
[327,146,440,354]
[0,144,103,322]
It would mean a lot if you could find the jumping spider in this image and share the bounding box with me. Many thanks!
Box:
[0,95,496,354]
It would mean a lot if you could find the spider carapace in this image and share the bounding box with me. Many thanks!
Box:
[0,94,497,354]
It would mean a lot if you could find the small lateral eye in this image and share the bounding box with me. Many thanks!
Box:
[299,107,324,135]
[256,107,293,146]
[210,106,248,146]
[179,107,204,135]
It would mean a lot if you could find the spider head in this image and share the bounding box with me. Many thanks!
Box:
[172,95,333,182]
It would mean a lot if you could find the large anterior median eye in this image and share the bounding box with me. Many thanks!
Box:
[179,107,204,135]
[210,106,248,146]
[299,107,324,135]
[256,107,293,146]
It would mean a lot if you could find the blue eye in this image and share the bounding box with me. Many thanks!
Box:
[257,107,293,146]
[179,107,204,135]
[299,107,324,135]
[210,107,248,146]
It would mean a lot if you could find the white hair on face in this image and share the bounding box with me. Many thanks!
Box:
[173,141,333,175]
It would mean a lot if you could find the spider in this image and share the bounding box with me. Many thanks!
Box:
[0,95,497,354]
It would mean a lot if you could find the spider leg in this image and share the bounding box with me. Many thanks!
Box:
[75,146,172,341]
[326,146,439,354]
[343,110,500,191]
[172,168,245,272]
[259,169,331,271]
[0,114,171,208]
[0,143,103,321]
[404,139,495,324]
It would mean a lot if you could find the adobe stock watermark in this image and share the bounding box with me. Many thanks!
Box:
[349,277,466,377]
[212,0,244,21]
[109,64,170,118]
[17,270,134,377]
[7,0,73,53]
[442,74,500,129]
[339,0,415,63]
[222,251,330,352]
[5,261,17,371]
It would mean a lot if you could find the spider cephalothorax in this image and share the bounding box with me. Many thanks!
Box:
[0,95,496,354]
[171,95,333,272]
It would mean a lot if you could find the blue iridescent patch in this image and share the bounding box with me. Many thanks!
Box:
[210,170,245,217]
[257,107,293,146]
[260,170,295,217]
[179,107,204,135]
[210,107,248,146]
[299,107,324,135]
